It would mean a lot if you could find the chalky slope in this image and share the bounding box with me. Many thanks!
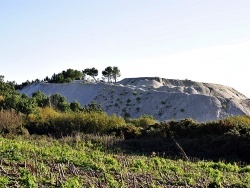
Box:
[20,77,250,122]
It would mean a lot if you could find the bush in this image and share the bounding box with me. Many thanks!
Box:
[164,118,199,138]
[110,123,142,139]
[0,109,25,135]
[136,97,141,101]
[127,115,157,128]
[25,109,126,136]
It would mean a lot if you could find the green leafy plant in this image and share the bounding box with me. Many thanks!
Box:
[19,168,38,188]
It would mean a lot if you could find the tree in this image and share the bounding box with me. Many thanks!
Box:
[16,94,38,114]
[83,101,103,113]
[0,76,17,96]
[2,93,38,114]
[62,69,83,81]
[83,67,98,82]
[44,76,50,82]
[102,66,121,83]
[0,75,4,82]
[49,93,70,112]
[70,100,83,112]
[112,66,121,82]
[48,69,84,83]
[32,90,49,107]
[102,66,113,83]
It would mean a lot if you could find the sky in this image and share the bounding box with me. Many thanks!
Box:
[1,0,250,97]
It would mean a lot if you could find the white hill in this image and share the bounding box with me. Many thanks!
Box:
[20,77,250,122]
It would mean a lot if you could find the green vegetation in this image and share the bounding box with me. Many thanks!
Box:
[126,98,131,103]
[0,134,249,187]
[49,69,84,83]
[26,107,125,136]
[161,101,166,104]
[136,97,141,102]
[118,117,250,163]
[0,76,38,115]
[136,107,140,112]
[1,74,250,187]
[16,67,121,89]
[102,66,121,83]
[133,91,138,95]
[83,67,98,82]
[0,76,104,115]
[126,115,156,128]
[112,66,121,83]
[102,66,113,83]
[17,69,85,88]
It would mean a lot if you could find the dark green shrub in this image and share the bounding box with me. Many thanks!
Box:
[168,118,199,137]
[49,93,70,112]
[124,112,131,118]
[110,124,142,139]
[82,101,103,113]
[208,181,222,188]
[70,100,83,112]
[32,90,49,107]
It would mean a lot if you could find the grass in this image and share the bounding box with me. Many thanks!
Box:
[0,135,249,187]
[1,106,250,187]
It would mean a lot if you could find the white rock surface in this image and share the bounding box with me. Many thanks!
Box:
[20,77,250,122]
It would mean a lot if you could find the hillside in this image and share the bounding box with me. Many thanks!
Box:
[20,77,250,122]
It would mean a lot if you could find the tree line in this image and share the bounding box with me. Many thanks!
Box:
[0,75,102,115]
[19,66,121,88]
[1,66,121,115]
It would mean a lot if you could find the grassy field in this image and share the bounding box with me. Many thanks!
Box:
[1,107,250,187]
[0,134,249,188]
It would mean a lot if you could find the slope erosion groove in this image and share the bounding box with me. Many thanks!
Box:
[21,77,250,122]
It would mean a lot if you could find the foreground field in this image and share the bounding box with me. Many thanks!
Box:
[0,135,249,188]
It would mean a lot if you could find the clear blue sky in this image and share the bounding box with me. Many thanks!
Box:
[1,0,250,97]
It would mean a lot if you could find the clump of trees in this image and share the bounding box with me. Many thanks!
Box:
[32,91,103,113]
[47,69,84,83]
[0,75,103,115]
[0,76,37,115]
[0,64,122,114]
[17,66,121,88]
[16,69,84,89]
[82,66,121,83]
[102,66,121,83]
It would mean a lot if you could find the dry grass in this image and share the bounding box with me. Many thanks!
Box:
[0,109,23,134]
